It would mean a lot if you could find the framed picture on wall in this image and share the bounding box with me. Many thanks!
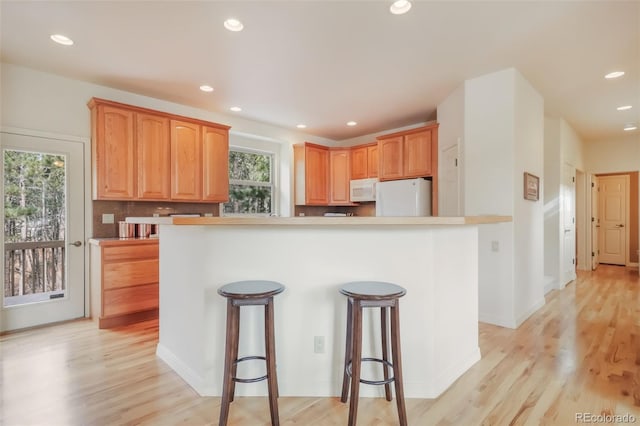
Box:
[524,172,539,201]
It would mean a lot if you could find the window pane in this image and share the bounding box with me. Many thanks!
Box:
[229,151,271,182]
[224,184,272,214]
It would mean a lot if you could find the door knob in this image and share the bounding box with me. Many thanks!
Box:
[70,240,83,247]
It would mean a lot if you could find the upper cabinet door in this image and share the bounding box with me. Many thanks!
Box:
[378,136,404,180]
[305,144,329,205]
[93,105,136,199]
[170,120,202,200]
[137,113,170,200]
[350,146,368,180]
[202,126,229,202]
[403,129,432,177]
[330,149,351,204]
[367,144,378,178]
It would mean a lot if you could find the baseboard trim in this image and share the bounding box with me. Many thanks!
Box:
[515,298,546,328]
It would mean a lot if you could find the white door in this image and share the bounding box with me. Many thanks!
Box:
[561,164,576,285]
[598,175,628,266]
[591,175,599,270]
[439,144,460,216]
[1,132,85,331]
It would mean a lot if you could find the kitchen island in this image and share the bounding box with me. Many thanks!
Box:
[156,216,510,398]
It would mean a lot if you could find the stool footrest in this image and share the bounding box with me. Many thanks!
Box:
[346,357,395,386]
[232,356,268,384]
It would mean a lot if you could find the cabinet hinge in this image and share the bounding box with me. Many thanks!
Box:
[455,158,458,167]
[591,182,595,188]
[572,176,575,183]
[591,217,594,222]
[591,251,595,257]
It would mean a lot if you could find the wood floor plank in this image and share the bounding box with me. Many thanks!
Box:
[2,265,640,425]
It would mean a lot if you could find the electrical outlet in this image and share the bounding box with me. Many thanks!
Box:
[491,241,499,252]
[102,213,114,224]
[314,336,325,354]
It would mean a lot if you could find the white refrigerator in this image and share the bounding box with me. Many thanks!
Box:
[375,178,432,216]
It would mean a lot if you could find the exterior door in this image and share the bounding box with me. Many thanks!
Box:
[591,175,600,270]
[561,164,576,285]
[598,175,628,265]
[1,132,85,331]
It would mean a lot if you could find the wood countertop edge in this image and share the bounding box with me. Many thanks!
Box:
[88,238,160,246]
[171,216,512,226]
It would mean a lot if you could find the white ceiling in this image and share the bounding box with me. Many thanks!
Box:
[1,1,638,141]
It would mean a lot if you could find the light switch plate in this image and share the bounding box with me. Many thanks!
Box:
[102,213,115,224]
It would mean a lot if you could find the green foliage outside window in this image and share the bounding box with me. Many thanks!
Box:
[4,150,66,242]
[224,150,274,215]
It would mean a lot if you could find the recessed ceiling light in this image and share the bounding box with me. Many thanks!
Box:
[199,85,214,92]
[296,124,307,129]
[604,71,625,79]
[50,34,74,46]
[623,124,637,131]
[230,106,242,112]
[617,105,632,111]
[390,0,412,15]
[224,19,244,32]
[347,121,358,127]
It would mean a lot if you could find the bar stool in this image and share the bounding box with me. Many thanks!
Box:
[217,280,285,426]
[339,281,407,426]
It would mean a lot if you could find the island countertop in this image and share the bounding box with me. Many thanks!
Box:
[171,215,511,226]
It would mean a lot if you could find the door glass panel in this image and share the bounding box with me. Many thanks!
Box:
[4,149,67,307]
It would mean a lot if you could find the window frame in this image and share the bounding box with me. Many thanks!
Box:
[223,146,277,216]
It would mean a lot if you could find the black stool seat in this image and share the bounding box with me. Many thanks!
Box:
[218,280,285,299]
[217,280,285,426]
[340,281,408,426]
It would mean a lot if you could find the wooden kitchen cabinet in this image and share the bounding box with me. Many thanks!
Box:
[89,98,230,203]
[350,143,378,180]
[378,136,404,180]
[202,126,229,202]
[329,149,351,204]
[90,102,136,200]
[171,120,202,201]
[351,145,368,180]
[137,112,171,200]
[377,123,439,215]
[367,144,378,178]
[294,142,329,205]
[90,239,159,329]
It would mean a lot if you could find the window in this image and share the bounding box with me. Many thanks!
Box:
[224,148,275,215]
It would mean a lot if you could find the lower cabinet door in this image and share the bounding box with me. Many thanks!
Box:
[103,283,159,317]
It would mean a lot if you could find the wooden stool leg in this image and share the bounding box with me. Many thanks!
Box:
[348,300,363,426]
[265,297,280,426]
[229,305,241,402]
[390,302,407,426]
[380,306,392,401]
[340,298,354,403]
[219,299,240,426]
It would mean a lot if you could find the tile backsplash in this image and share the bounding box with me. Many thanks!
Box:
[92,201,220,238]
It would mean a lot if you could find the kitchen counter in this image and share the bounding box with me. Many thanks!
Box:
[88,237,159,246]
[157,216,511,399]
[171,215,511,226]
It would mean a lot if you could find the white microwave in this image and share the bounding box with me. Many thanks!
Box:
[350,178,378,202]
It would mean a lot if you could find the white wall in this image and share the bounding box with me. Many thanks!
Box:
[512,73,545,323]
[436,84,465,216]
[561,120,586,172]
[585,135,640,174]
[462,68,544,328]
[544,117,561,290]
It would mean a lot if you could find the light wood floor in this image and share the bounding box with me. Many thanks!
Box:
[2,265,640,425]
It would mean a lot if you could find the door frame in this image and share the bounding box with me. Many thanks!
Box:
[0,127,92,331]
